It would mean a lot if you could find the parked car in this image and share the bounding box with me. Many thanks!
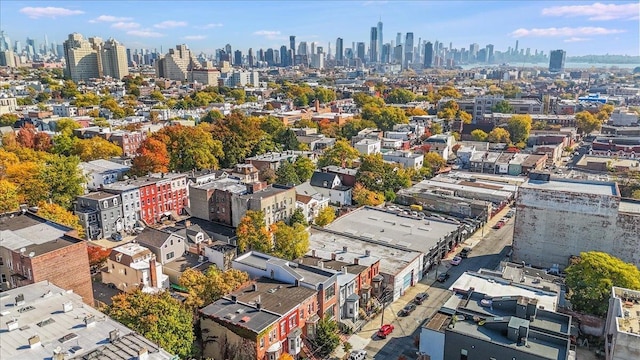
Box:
[451,256,462,266]
[493,222,504,229]
[400,303,416,316]
[414,292,429,304]
[377,324,394,338]
[437,273,450,283]
[348,350,367,360]
[111,232,123,241]
[460,247,472,258]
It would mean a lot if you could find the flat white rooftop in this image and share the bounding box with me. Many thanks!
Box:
[522,178,618,196]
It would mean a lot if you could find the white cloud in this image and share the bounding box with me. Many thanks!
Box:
[127,29,164,38]
[542,2,640,21]
[89,15,133,23]
[111,22,140,30]
[510,26,625,38]
[564,37,591,43]
[184,35,206,40]
[19,6,84,19]
[154,20,188,29]
[197,23,223,29]
[253,30,283,40]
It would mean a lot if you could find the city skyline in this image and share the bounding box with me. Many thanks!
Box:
[0,1,638,57]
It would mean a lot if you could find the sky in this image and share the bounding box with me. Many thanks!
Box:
[1,1,638,57]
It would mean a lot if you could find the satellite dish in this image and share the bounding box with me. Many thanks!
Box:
[28,252,35,258]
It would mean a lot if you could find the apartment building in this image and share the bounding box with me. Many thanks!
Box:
[108,130,146,157]
[605,287,640,360]
[102,181,142,232]
[232,185,297,227]
[75,191,123,240]
[0,211,93,304]
[382,150,424,170]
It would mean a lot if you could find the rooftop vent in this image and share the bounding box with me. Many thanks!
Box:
[15,294,25,306]
[63,301,73,313]
[28,335,41,348]
[109,329,120,343]
[84,315,96,327]
[6,319,19,331]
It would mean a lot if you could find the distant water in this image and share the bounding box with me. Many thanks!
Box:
[460,62,639,70]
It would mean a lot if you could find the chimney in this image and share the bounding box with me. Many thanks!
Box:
[137,347,149,360]
[185,219,191,228]
[109,329,120,343]
[84,315,96,328]
[28,335,41,348]
[252,283,258,292]
[354,258,359,265]
[63,301,73,313]
[342,266,348,274]
[312,249,316,257]
[343,246,348,252]
[149,257,158,288]
[231,294,238,303]
[314,99,320,112]
[331,253,336,261]
[365,250,371,257]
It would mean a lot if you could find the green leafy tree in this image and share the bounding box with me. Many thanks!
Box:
[314,87,336,103]
[209,112,267,168]
[201,110,224,123]
[289,208,308,226]
[506,114,532,144]
[106,291,194,358]
[272,221,309,260]
[42,154,85,208]
[60,80,79,98]
[423,152,446,176]
[179,267,249,309]
[149,90,165,101]
[314,206,336,226]
[575,111,601,135]
[0,113,19,126]
[491,100,514,114]
[313,315,341,357]
[386,88,416,104]
[281,129,301,151]
[487,128,511,143]
[72,93,101,107]
[566,252,640,316]
[372,106,409,132]
[236,210,272,253]
[156,124,223,171]
[275,161,301,185]
[470,129,488,141]
[293,156,315,182]
[353,183,385,206]
[352,92,384,108]
[0,179,20,213]
[356,154,411,193]
[341,118,377,139]
[437,86,461,99]
[317,140,360,168]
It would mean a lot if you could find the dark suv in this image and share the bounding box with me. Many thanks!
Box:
[414,292,429,304]
[460,247,471,258]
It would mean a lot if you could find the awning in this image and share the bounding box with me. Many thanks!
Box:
[266,340,282,353]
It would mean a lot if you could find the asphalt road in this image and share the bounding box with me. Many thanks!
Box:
[361,218,515,359]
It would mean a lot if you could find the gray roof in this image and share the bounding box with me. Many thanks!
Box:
[310,172,339,188]
[135,228,181,249]
[521,178,618,196]
[0,212,75,253]
[0,281,174,360]
[200,298,280,334]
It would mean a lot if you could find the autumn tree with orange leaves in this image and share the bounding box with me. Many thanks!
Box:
[131,137,170,175]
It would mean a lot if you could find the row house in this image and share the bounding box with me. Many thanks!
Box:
[131,173,189,225]
[295,193,330,224]
[109,130,147,157]
[469,152,548,175]
[308,172,352,206]
[200,278,317,360]
[233,252,340,321]
[75,191,123,240]
[80,159,131,191]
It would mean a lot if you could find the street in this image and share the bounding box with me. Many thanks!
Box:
[335,208,514,360]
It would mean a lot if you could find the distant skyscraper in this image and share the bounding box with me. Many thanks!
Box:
[0,31,10,51]
[515,40,519,55]
[381,43,391,64]
[225,44,232,57]
[265,48,274,66]
[404,32,414,67]
[377,20,383,62]
[289,36,296,55]
[424,41,433,68]
[396,33,402,47]
[477,48,487,63]
[280,45,288,66]
[63,33,100,82]
[486,44,494,64]
[549,49,566,73]
[370,27,378,63]
[394,44,403,65]
[469,43,479,61]
[356,42,366,62]
[335,37,344,65]
[233,50,242,66]
[100,38,129,79]
[248,48,254,67]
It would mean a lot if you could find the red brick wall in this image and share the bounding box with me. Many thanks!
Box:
[30,241,94,304]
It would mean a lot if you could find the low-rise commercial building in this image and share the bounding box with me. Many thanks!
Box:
[605,287,640,360]
[382,150,424,170]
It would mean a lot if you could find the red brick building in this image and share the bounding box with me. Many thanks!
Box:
[0,211,94,304]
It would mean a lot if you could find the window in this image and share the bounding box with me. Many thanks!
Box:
[113,198,118,206]
[259,337,265,348]
[325,283,336,300]
[280,321,286,336]
[460,349,468,360]
[166,252,175,260]
[103,201,108,208]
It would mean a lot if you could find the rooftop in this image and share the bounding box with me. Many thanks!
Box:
[611,287,640,336]
[324,207,460,255]
[308,228,420,276]
[232,278,317,316]
[521,178,618,196]
[0,212,77,254]
[200,298,280,334]
[0,281,174,360]
[77,191,118,201]
[619,200,640,215]
[135,228,181,249]
[190,177,247,194]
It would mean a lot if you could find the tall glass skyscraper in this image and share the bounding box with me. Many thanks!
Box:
[377,20,383,62]
[370,27,378,63]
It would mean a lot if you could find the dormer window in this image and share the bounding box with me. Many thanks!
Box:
[113,198,118,206]
[103,201,108,208]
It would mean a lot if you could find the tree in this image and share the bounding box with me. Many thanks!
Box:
[87,245,111,269]
[342,342,353,355]
[491,100,514,114]
[372,106,409,132]
[106,291,194,358]
[356,154,411,193]
[470,129,488,141]
[341,118,377,139]
[179,267,249,309]
[293,156,315,182]
[157,125,224,172]
[0,113,19,126]
[236,210,272,253]
[149,90,165,101]
[0,180,20,213]
[54,118,81,135]
[352,92,384,108]
[289,208,308,226]
[73,93,101,107]
[315,206,336,226]
[272,221,309,260]
[41,155,85,209]
[259,167,277,184]
[37,201,85,236]
[437,86,461,98]
[60,80,79,98]
[386,88,416,104]
[275,161,301,185]
[313,315,340,357]
[575,111,601,135]
[506,114,532,144]
[281,129,300,151]
[487,128,511,143]
[72,137,123,161]
[317,140,360,168]
[132,137,170,175]
[353,183,385,206]
[565,252,640,316]
[201,110,223,123]
[423,152,446,176]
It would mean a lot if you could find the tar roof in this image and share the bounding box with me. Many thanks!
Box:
[77,191,118,201]
[200,298,280,334]
[308,229,421,276]
[521,178,618,196]
[233,278,316,316]
[325,207,459,254]
[0,281,173,360]
[0,213,76,253]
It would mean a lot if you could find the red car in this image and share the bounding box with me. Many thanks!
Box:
[493,221,504,229]
[377,324,394,338]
